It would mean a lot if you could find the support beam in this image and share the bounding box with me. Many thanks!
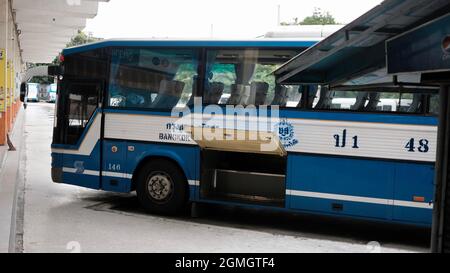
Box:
[431,85,450,253]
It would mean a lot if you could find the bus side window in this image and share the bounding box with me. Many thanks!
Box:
[64,83,99,145]
[429,94,439,115]
[173,63,198,107]
[327,90,429,113]
[108,48,199,110]
[206,49,302,107]
[328,90,358,110]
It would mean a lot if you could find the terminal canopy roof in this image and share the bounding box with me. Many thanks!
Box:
[14,0,108,63]
[275,0,450,90]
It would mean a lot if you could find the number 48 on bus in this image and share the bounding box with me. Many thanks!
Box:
[405,138,429,153]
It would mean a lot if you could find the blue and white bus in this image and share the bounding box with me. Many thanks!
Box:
[51,39,438,226]
[47,83,57,103]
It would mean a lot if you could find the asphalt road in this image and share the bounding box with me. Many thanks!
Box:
[17,103,430,253]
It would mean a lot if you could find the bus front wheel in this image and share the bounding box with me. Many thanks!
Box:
[136,159,188,215]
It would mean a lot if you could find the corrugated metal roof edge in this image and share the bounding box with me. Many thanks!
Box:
[274,0,450,85]
[62,39,320,56]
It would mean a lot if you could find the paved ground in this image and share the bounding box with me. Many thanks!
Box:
[1,103,431,253]
[0,108,24,252]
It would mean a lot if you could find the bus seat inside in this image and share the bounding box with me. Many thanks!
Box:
[314,86,334,109]
[251,82,269,105]
[407,94,423,113]
[227,84,251,105]
[351,92,369,110]
[271,85,289,106]
[364,92,381,112]
[205,82,225,104]
[150,80,185,109]
[296,85,318,108]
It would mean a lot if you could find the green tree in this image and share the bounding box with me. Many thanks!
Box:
[281,8,337,26]
[301,8,336,25]
[66,30,101,48]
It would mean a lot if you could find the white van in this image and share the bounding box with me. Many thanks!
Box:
[27,83,39,102]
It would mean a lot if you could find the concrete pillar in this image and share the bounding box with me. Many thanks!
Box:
[431,85,450,253]
[0,0,23,145]
[0,0,8,145]
[6,6,12,133]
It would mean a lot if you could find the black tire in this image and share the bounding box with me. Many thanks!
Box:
[136,159,188,215]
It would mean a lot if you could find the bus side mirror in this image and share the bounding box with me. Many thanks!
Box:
[48,65,62,77]
[20,83,27,102]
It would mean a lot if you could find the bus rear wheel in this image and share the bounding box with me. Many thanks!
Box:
[136,159,188,215]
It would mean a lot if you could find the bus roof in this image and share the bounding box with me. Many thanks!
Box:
[62,38,319,56]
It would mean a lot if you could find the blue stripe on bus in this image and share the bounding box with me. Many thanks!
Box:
[282,110,438,126]
[290,195,392,220]
[103,108,174,117]
[103,107,438,126]
[63,40,317,56]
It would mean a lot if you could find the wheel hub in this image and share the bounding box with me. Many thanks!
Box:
[147,173,173,201]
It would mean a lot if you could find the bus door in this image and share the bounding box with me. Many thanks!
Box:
[57,80,103,190]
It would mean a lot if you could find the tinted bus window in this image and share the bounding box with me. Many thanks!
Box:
[429,94,439,115]
[53,50,106,145]
[63,83,100,145]
[64,49,108,79]
[205,49,301,106]
[108,48,199,110]
[322,90,433,114]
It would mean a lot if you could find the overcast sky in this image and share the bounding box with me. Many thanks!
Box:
[84,0,383,39]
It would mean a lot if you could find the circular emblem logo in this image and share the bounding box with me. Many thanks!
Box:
[442,36,450,54]
[275,119,298,148]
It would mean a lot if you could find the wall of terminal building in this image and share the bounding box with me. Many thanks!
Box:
[0,0,25,145]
